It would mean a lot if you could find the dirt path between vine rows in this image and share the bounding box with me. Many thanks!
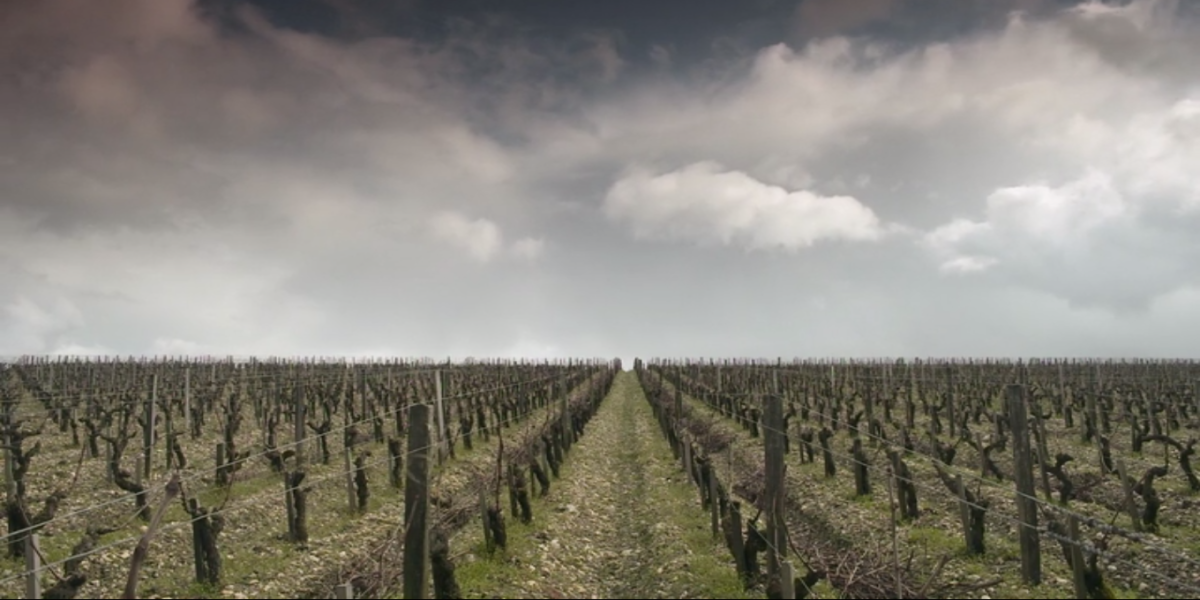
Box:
[457,371,750,599]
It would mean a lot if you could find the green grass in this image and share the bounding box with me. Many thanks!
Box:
[451,518,545,599]
[655,465,758,600]
[446,372,757,599]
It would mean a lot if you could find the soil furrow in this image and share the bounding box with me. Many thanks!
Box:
[455,371,750,599]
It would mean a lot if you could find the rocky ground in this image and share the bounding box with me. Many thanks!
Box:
[0,369,604,600]
[652,368,1200,600]
[450,371,753,600]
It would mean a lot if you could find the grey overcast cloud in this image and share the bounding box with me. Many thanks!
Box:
[2,0,1200,360]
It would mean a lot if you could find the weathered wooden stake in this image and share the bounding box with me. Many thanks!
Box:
[945,366,957,438]
[780,560,796,600]
[1115,458,1141,532]
[560,392,571,453]
[887,466,902,599]
[215,444,225,485]
[708,468,720,539]
[24,532,40,600]
[5,432,16,502]
[1032,408,1054,502]
[388,438,403,489]
[144,374,157,479]
[403,404,431,600]
[1067,514,1088,599]
[284,472,296,540]
[955,474,973,552]
[434,371,447,465]
[294,384,306,468]
[763,394,787,584]
[479,485,493,553]
[1007,384,1041,586]
[343,446,356,513]
[335,582,354,599]
[184,367,192,436]
[682,438,694,486]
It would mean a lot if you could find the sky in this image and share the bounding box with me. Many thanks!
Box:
[2,0,1200,362]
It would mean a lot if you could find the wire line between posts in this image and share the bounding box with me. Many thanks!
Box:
[0,368,611,594]
[0,370,581,546]
[646,366,1200,597]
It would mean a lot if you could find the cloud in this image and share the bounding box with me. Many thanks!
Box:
[794,0,898,38]
[428,212,546,263]
[430,211,505,263]
[0,295,88,356]
[510,237,546,260]
[924,169,1200,310]
[938,255,998,274]
[1,0,1200,358]
[603,162,887,251]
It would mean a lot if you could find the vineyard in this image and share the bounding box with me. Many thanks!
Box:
[0,356,1198,599]
[0,357,616,599]
[636,358,1200,600]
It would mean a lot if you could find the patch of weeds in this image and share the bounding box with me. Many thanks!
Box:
[907,525,959,555]
[450,517,543,600]
[658,471,757,600]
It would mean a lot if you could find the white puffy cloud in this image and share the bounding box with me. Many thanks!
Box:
[923,169,1200,310]
[603,162,887,251]
[429,212,546,263]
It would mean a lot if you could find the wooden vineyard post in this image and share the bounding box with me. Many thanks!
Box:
[1088,392,1106,475]
[163,377,174,470]
[955,474,973,553]
[434,370,447,465]
[4,420,15,503]
[105,441,115,483]
[144,374,157,480]
[184,366,192,439]
[1007,384,1041,586]
[284,382,309,543]
[560,385,572,453]
[215,444,226,486]
[763,394,787,586]
[359,367,369,427]
[887,465,902,599]
[674,376,684,436]
[780,560,796,600]
[1032,407,1054,502]
[24,532,40,600]
[294,384,307,467]
[1115,458,1142,532]
[1058,363,1066,402]
[283,471,296,542]
[404,404,432,600]
[906,367,917,429]
[1068,514,1088,599]
[479,485,493,553]
[343,445,356,513]
[864,388,876,448]
[682,434,693,479]
[708,469,720,539]
[729,501,747,584]
[945,365,957,439]
[388,438,403,489]
[1193,381,1200,423]
[335,582,354,599]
